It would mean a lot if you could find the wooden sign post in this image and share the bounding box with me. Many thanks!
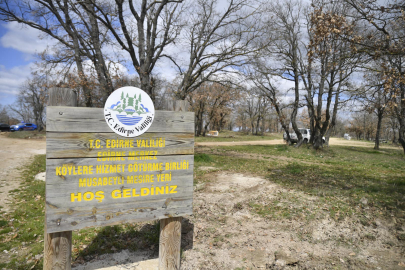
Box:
[159,100,188,270]
[44,87,76,270]
[44,88,194,270]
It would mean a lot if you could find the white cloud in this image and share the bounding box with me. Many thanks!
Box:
[0,63,33,104]
[0,22,55,55]
[154,57,180,82]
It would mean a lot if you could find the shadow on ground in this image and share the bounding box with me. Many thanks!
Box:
[72,217,194,268]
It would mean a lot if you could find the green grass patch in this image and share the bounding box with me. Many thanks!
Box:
[285,162,306,175]
[0,227,13,235]
[196,144,405,221]
[0,219,8,227]
[7,130,46,140]
[195,153,213,163]
[0,155,46,270]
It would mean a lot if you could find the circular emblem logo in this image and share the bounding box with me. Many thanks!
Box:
[104,86,155,137]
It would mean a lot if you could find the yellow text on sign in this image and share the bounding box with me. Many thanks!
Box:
[88,138,166,149]
[70,185,177,203]
[111,185,177,199]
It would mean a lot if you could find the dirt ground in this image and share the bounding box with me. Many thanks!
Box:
[180,172,405,270]
[1,134,404,269]
[73,171,405,270]
[0,133,46,213]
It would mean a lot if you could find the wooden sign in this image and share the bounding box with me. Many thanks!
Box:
[45,106,194,233]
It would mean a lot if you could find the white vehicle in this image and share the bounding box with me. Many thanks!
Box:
[283,128,325,144]
[344,133,351,140]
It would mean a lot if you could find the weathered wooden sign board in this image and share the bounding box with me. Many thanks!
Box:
[45,106,194,233]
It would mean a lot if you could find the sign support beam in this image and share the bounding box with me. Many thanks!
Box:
[159,100,187,270]
[44,87,76,270]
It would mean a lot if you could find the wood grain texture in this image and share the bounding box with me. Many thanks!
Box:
[47,199,192,233]
[44,225,72,270]
[45,155,193,233]
[46,132,194,159]
[159,100,186,270]
[159,217,182,270]
[45,87,74,270]
[48,87,77,107]
[163,100,174,111]
[45,96,193,270]
[46,107,194,133]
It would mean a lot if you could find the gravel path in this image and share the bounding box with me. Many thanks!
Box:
[0,133,46,213]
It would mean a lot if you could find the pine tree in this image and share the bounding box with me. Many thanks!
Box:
[128,97,134,107]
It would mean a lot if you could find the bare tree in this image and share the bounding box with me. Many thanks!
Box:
[303,0,360,149]
[235,105,249,132]
[354,67,392,149]
[255,94,271,135]
[188,82,238,136]
[247,62,294,144]
[81,0,184,102]
[0,0,114,106]
[0,105,11,124]
[8,96,34,125]
[173,0,264,99]
[344,0,405,153]
[268,0,305,147]
[244,92,259,135]
[246,0,308,145]
[9,75,48,130]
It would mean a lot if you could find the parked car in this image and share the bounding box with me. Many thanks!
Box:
[0,123,10,132]
[283,128,325,144]
[10,123,38,131]
[344,133,351,140]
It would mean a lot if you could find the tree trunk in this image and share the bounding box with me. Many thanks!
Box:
[256,116,260,135]
[313,134,324,149]
[195,106,204,136]
[324,128,331,147]
[374,110,383,150]
[393,130,397,144]
[291,50,302,147]
[203,122,210,137]
[195,115,201,136]
[398,79,405,154]
[84,0,113,103]
[399,126,405,154]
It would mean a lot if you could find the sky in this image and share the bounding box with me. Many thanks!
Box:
[0,21,182,107]
[0,6,355,114]
[0,22,49,105]
[0,0,295,108]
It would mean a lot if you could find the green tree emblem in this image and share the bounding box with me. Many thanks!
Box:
[111,91,146,115]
